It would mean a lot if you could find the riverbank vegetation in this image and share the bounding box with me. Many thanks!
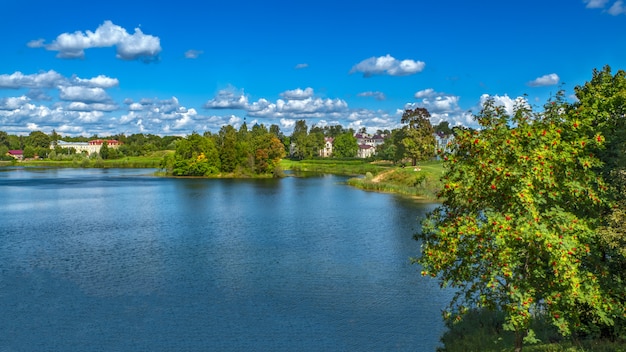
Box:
[416,66,626,351]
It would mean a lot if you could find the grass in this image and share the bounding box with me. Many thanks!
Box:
[346,160,444,200]
[10,151,171,169]
[438,309,626,352]
[280,158,391,176]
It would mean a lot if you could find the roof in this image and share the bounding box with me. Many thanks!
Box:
[8,150,23,155]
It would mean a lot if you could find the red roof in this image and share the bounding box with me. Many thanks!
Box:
[8,150,23,155]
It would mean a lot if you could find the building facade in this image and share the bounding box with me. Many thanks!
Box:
[53,139,122,155]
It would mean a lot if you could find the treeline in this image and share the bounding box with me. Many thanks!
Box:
[0,130,180,161]
[160,123,286,176]
[2,106,452,170]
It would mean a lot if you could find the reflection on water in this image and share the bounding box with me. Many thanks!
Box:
[0,167,449,351]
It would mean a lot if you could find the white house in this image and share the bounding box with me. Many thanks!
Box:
[319,137,334,157]
[53,139,122,155]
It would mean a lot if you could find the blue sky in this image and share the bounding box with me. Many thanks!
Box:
[1,0,625,137]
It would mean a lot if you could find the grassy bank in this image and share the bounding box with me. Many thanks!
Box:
[345,160,444,199]
[439,308,625,352]
[280,158,391,176]
[9,151,171,169]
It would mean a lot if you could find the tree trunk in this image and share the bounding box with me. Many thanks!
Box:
[514,329,526,352]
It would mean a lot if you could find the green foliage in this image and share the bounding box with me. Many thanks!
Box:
[99,140,110,160]
[438,308,626,352]
[332,133,358,158]
[572,66,626,340]
[395,108,436,165]
[415,90,621,351]
[23,146,35,158]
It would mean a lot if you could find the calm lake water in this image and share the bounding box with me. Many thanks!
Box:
[0,167,449,351]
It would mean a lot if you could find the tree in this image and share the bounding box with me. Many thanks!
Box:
[414,94,619,351]
[217,125,238,172]
[572,66,626,339]
[398,108,436,166]
[332,133,358,158]
[0,131,9,148]
[27,131,51,149]
[434,121,453,136]
[99,141,110,160]
[23,146,35,159]
[291,120,309,159]
[170,132,220,176]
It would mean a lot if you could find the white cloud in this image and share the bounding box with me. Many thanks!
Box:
[73,75,119,88]
[478,94,529,116]
[204,87,249,109]
[0,96,31,110]
[295,63,309,69]
[37,21,161,61]
[247,97,348,119]
[171,109,198,130]
[357,91,387,100]
[527,73,560,87]
[0,70,64,89]
[414,88,436,99]
[184,49,203,59]
[280,87,314,100]
[66,102,118,112]
[584,0,609,8]
[350,54,425,77]
[608,0,626,14]
[59,86,111,103]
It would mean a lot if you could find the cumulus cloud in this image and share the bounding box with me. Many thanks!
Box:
[407,89,475,128]
[0,70,64,89]
[583,0,626,14]
[280,87,314,100]
[73,75,119,88]
[203,87,249,109]
[59,86,111,103]
[414,88,436,99]
[294,63,309,69]
[66,102,118,112]
[202,86,350,124]
[0,96,31,110]
[350,54,425,77]
[34,20,161,61]
[184,49,203,59]
[608,1,626,14]
[528,73,560,87]
[478,94,529,116]
[585,0,609,7]
[357,91,387,100]
[247,97,348,119]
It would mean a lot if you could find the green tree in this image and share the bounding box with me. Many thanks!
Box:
[170,132,220,176]
[23,146,35,159]
[0,131,9,148]
[434,120,453,136]
[291,120,309,159]
[99,141,110,160]
[573,66,626,339]
[414,95,619,351]
[27,131,51,149]
[332,133,358,158]
[377,129,400,162]
[217,125,238,173]
[398,108,436,166]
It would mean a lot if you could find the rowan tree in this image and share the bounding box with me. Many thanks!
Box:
[573,66,626,338]
[414,93,619,351]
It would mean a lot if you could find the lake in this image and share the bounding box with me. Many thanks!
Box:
[0,167,449,351]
